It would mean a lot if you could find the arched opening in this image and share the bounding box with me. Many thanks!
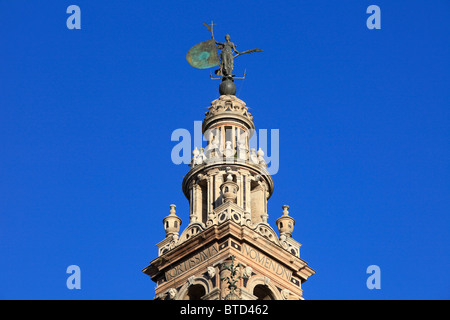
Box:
[198,179,208,222]
[186,284,206,300]
[253,284,275,300]
[250,182,265,223]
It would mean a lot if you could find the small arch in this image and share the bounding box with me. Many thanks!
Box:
[253,284,275,300]
[246,276,284,300]
[176,277,212,300]
[186,284,206,300]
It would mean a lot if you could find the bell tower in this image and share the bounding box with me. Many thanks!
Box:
[142,94,315,300]
[142,24,314,300]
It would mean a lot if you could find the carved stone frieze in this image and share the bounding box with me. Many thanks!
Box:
[204,95,253,122]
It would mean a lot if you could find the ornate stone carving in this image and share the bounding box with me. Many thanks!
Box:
[178,223,205,243]
[145,75,315,302]
[243,266,253,278]
[220,174,239,204]
[204,95,253,122]
[160,203,300,258]
[158,238,178,256]
[257,148,267,167]
[163,204,182,238]
[281,289,290,300]
[207,202,252,229]
[207,266,216,279]
[249,148,258,164]
[255,224,278,242]
[168,288,177,300]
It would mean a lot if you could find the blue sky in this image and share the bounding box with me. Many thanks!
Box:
[0,0,449,299]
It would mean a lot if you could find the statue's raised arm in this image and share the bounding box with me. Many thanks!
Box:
[234,48,263,59]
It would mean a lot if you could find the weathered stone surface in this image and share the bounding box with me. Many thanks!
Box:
[142,95,315,300]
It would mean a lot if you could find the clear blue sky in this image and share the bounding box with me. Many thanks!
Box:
[0,0,448,299]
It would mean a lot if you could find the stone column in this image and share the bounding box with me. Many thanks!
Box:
[219,257,233,300]
[191,184,201,223]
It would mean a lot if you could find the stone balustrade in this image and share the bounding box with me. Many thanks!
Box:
[189,145,267,169]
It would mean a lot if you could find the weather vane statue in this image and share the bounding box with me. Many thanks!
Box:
[186,21,262,95]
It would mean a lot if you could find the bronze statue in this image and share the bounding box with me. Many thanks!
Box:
[215,34,237,78]
[212,33,262,79]
[186,22,262,95]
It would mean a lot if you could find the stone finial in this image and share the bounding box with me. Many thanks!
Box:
[199,148,207,162]
[224,141,234,158]
[163,204,182,238]
[237,142,248,161]
[257,148,267,167]
[192,147,203,167]
[249,148,258,164]
[220,174,239,204]
[190,148,199,168]
[276,204,295,237]
[282,205,289,216]
[257,148,264,158]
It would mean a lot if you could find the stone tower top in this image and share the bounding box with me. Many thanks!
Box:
[143,92,315,300]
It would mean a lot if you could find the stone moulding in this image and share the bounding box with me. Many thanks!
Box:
[182,162,274,201]
[202,95,255,135]
[157,203,301,259]
[204,95,253,122]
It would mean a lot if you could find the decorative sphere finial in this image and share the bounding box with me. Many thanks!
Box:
[219,79,236,95]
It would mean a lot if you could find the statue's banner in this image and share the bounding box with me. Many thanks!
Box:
[186,39,219,69]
